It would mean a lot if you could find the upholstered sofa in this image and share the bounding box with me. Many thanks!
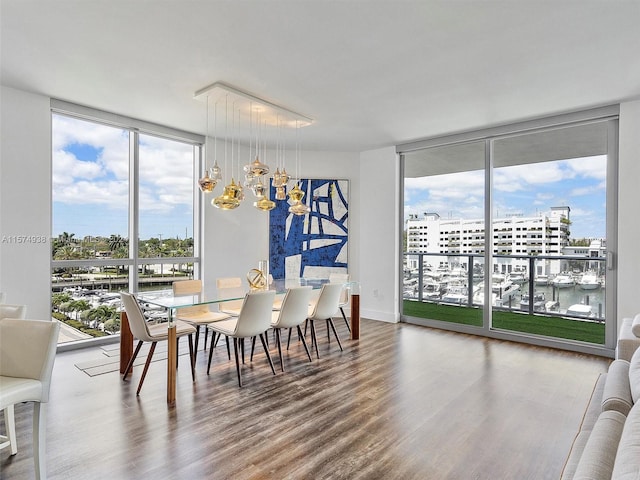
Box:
[616,314,640,362]
[561,347,640,479]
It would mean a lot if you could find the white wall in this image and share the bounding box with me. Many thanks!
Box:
[617,99,640,323]
[358,146,400,322]
[0,86,52,319]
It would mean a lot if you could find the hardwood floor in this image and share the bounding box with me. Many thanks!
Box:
[1,319,610,480]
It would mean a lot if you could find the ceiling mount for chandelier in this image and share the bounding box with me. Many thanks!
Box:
[194,82,313,212]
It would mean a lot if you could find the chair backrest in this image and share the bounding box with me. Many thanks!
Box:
[0,304,27,319]
[120,292,155,343]
[329,273,350,306]
[274,286,313,329]
[173,279,201,296]
[173,279,206,316]
[0,318,60,403]
[310,283,343,320]
[216,277,244,311]
[233,290,276,338]
[216,277,242,289]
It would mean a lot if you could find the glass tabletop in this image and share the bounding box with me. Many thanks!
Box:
[136,277,343,310]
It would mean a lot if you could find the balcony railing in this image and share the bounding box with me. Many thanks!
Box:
[403,252,606,322]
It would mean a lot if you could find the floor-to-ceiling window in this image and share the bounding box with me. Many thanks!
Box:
[51,102,203,344]
[400,106,618,356]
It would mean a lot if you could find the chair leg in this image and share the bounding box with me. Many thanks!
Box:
[193,326,201,362]
[225,336,231,360]
[33,402,46,480]
[123,340,144,381]
[340,307,351,332]
[310,319,320,359]
[188,334,195,382]
[297,325,313,362]
[286,328,292,350]
[258,333,276,375]
[327,318,344,351]
[233,338,242,387]
[137,342,157,396]
[207,334,215,375]
[250,336,257,362]
[3,405,17,455]
[275,328,285,372]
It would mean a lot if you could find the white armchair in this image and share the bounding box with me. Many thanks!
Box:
[0,303,27,319]
[0,318,60,480]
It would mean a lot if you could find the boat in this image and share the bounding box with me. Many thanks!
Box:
[472,286,503,307]
[440,285,468,305]
[492,274,520,305]
[520,292,546,312]
[565,303,596,319]
[509,269,528,284]
[552,273,575,289]
[577,272,600,290]
[534,274,550,286]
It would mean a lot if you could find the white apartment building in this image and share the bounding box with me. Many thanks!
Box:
[405,207,572,276]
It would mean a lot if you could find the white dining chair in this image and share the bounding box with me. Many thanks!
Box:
[0,304,27,320]
[172,279,231,361]
[120,292,196,396]
[306,282,344,359]
[206,290,276,387]
[329,272,351,332]
[269,286,314,371]
[216,277,244,316]
[0,318,60,480]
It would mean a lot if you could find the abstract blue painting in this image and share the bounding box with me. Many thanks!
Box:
[269,179,348,279]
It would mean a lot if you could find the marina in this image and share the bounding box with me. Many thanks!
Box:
[404,269,606,320]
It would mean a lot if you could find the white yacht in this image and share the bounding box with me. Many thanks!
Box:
[577,272,600,290]
[492,273,520,304]
[552,273,575,289]
[565,303,596,319]
[534,274,550,286]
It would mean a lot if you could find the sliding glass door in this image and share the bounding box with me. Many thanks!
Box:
[400,107,618,355]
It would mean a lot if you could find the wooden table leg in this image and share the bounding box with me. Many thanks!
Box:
[350,294,360,340]
[119,311,133,374]
[167,324,177,405]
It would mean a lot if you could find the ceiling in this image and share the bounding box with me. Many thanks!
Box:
[2,0,640,152]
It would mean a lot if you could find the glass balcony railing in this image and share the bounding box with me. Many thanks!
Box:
[402,252,606,345]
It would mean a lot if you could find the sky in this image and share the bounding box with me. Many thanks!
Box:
[404,155,607,239]
[52,114,195,240]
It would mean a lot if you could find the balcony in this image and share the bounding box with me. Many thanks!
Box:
[402,252,607,345]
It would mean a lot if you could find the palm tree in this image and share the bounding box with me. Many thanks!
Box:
[69,299,91,322]
[87,304,118,330]
[108,234,127,253]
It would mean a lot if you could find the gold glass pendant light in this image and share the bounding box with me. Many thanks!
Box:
[287,183,310,216]
[194,82,313,212]
[254,195,276,211]
[198,168,217,193]
[212,178,241,210]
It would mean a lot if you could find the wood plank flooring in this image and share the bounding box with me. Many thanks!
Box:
[0,319,610,480]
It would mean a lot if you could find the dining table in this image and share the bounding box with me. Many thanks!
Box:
[119,278,360,405]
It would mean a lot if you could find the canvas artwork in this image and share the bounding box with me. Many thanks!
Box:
[269,179,348,279]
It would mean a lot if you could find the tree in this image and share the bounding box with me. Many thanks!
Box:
[108,234,128,253]
[52,293,72,311]
[68,299,91,322]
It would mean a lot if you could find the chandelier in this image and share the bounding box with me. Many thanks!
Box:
[194,82,312,212]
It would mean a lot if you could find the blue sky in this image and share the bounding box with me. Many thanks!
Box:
[52,114,194,240]
[404,156,607,239]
